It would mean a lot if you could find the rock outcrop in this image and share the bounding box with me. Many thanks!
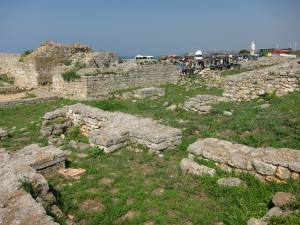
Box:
[180,158,215,176]
[41,103,182,153]
[0,144,66,225]
[188,138,300,182]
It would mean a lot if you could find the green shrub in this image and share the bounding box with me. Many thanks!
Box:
[74,61,86,69]
[88,146,104,158]
[61,71,80,82]
[19,50,33,62]
[0,74,14,84]
[20,180,39,199]
[65,126,89,143]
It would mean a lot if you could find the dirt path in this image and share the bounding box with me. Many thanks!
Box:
[0,92,27,102]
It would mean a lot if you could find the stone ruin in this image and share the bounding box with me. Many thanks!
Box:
[0,41,180,100]
[41,103,182,153]
[187,138,300,182]
[0,144,66,225]
[183,94,229,114]
[52,60,179,100]
[183,60,300,114]
[222,61,300,101]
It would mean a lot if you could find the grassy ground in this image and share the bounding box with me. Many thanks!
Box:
[1,83,300,225]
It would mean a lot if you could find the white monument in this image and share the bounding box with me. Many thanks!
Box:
[250,41,256,55]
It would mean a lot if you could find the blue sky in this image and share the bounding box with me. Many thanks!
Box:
[0,0,299,56]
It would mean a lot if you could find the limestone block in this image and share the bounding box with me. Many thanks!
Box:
[253,160,277,176]
[180,158,215,176]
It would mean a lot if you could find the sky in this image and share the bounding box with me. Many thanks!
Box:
[0,0,299,56]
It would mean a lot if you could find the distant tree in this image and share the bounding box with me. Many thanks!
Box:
[239,49,250,54]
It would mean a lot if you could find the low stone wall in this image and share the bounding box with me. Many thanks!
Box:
[0,144,66,225]
[52,63,180,100]
[188,138,300,182]
[0,97,57,108]
[41,103,182,152]
[223,61,300,101]
[239,57,288,70]
[183,95,229,114]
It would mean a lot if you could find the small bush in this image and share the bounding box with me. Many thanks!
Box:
[65,126,89,143]
[61,71,80,82]
[88,146,104,158]
[19,50,33,62]
[20,180,39,199]
[74,61,86,69]
[0,74,14,84]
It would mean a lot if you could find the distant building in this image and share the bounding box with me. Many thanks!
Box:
[250,41,256,55]
[135,55,154,60]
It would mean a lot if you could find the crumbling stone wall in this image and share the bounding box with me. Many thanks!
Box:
[223,61,300,101]
[52,62,180,99]
[41,103,182,152]
[0,54,20,77]
[188,138,300,182]
[0,144,66,225]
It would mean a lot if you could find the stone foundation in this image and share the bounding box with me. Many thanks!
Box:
[188,138,300,182]
[0,144,66,225]
[41,103,182,152]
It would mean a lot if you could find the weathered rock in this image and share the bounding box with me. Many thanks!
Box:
[187,138,300,181]
[58,168,86,179]
[217,177,245,187]
[262,207,290,220]
[0,127,8,140]
[0,145,65,225]
[253,160,277,176]
[247,218,267,225]
[260,103,271,109]
[166,104,177,111]
[180,158,215,176]
[223,111,232,116]
[272,192,296,208]
[133,87,165,99]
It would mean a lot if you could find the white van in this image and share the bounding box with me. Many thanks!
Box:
[194,50,203,60]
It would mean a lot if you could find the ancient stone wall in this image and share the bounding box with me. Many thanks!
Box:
[0,54,20,77]
[188,138,300,182]
[52,62,180,99]
[222,61,300,101]
[41,103,182,152]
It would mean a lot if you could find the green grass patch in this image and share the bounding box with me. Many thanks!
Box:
[62,71,80,82]
[1,80,300,224]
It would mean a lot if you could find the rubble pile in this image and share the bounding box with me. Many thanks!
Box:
[0,144,66,225]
